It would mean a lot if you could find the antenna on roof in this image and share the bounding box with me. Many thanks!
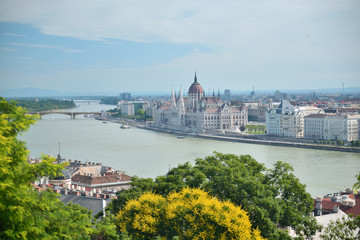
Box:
[58,142,61,155]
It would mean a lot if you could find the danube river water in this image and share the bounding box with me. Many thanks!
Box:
[21,100,360,197]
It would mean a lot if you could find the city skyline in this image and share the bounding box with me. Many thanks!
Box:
[1,0,360,94]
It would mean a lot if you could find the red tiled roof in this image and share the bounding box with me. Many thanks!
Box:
[305,114,326,118]
[314,198,341,211]
[72,173,131,185]
[229,107,243,112]
[313,194,360,217]
[206,98,218,104]
[340,194,360,217]
[205,108,220,113]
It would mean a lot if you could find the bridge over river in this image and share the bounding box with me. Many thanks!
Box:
[29,111,103,119]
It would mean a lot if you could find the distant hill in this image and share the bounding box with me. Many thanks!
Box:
[0,87,65,98]
[0,88,119,98]
[231,87,360,95]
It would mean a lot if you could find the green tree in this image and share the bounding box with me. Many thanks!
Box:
[0,97,99,239]
[336,139,344,146]
[353,171,360,194]
[113,152,320,239]
[14,98,76,112]
[100,97,120,105]
[135,109,146,120]
[92,213,120,240]
[116,188,265,240]
[320,215,360,240]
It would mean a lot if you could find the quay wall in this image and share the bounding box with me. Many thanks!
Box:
[137,125,360,153]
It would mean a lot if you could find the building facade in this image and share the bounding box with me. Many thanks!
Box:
[304,114,360,141]
[118,100,150,116]
[266,100,324,138]
[323,115,360,141]
[304,114,326,139]
[154,74,247,132]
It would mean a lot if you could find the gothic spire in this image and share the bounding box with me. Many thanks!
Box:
[194,72,197,83]
[178,86,185,112]
[170,86,176,109]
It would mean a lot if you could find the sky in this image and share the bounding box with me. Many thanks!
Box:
[0,0,359,95]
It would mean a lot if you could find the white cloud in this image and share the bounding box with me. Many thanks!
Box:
[0,47,17,52]
[4,32,26,37]
[1,0,359,66]
[9,42,83,53]
[0,0,358,46]
[0,0,359,90]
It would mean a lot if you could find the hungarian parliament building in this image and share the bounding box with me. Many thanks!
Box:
[154,74,248,132]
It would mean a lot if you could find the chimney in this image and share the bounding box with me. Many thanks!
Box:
[315,202,322,210]
[333,205,339,213]
[316,210,322,216]
[102,199,107,217]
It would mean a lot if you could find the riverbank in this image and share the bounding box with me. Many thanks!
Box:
[137,125,360,153]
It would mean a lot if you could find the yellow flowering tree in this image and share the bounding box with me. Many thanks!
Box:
[116,188,265,240]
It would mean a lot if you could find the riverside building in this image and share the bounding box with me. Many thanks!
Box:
[154,73,247,133]
[305,114,360,141]
[266,100,324,138]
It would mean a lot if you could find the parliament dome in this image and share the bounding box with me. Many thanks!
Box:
[188,73,204,95]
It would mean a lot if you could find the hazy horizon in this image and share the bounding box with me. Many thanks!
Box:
[2,86,360,98]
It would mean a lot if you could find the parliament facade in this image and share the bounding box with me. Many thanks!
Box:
[154,74,247,133]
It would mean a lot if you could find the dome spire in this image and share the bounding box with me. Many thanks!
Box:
[194,71,197,83]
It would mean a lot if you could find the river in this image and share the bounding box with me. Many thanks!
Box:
[20,100,360,197]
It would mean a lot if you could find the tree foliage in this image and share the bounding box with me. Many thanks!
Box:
[246,124,266,134]
[353,171,360,194]
[320,215,360,240]
[13,98,75,112]
[351,140,360,147]
[112,152,320,239]
[0,97,118,239]
[116,188,265,240]
[100,97,121,105]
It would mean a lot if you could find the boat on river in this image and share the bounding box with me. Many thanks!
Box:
[177,136,185,139]
[120,124,130,129]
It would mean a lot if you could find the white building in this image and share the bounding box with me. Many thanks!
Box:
[266,100,324,138]
[119,102,134,116]
[154,74,247,132]
[304,114,326,139]
[304,114,360,141]
[323,114,360,141]
[118,100,150,116]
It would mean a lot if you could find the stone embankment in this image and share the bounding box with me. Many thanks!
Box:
[137,125,360,153]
